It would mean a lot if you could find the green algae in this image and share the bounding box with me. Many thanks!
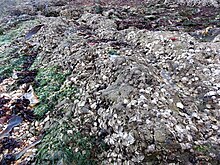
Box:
[35,120,101,165]
[0,19,39,81]
[0,19,38,45]
[32,65,108,165]
[33,66,74,117]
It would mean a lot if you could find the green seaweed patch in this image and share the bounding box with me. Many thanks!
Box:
[34,66,74,117]
[35,120,105,165]
[0,54,30,79]
[194,144,211,153]
[0,19,39,80]
[0,29,18,46]
[108,49,118,55]
[0,19,39,46]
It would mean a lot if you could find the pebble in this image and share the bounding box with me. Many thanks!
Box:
[43,115,50,123]
[206,104,212,109]
[90,102,97,109]
[176,102,184,109]
[211,125,218,130]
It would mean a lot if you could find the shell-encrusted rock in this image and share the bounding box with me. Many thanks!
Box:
[10,6,220,164]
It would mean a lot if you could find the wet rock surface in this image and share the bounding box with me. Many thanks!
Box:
[0,1,220,164]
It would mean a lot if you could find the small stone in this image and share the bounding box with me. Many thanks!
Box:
[26,133,32,138]
[26,157,31,162]
[139,89,145,93]
[168,163,176,165]
[43,115,50,123]
[31,148,38,153]
[211,125,218,130]
[80,107,90,114]
[123,132,135,146]
[90,102,97,109]
[123,99,129,104]
[175,125,184,133]
[206,104,211,109]
[29,127,36,134]
[181,77,188,83]
[34,121,39,127]
[191,112,200,119]
[13,127,20,132]
[143,104,148,108]
[102,75,108,81]
[205,91,216,96]
[43,121,50,130]
[78,101,86,107]
[29,137,35,142]
[144,15,156,20]
[139,95,147,101]
[176,102,184,109]
[67,130,73,134]
[147,144,155,152]
[65,110,72,117]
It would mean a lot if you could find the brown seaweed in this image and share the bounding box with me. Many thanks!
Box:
[15,138,41,160]
[0,139,41,163]
[0,115,22,139]
[25,24,44,40]
[1,138,41,163]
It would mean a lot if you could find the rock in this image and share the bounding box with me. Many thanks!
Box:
[176,102,184,109]
[1,2,220,164]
